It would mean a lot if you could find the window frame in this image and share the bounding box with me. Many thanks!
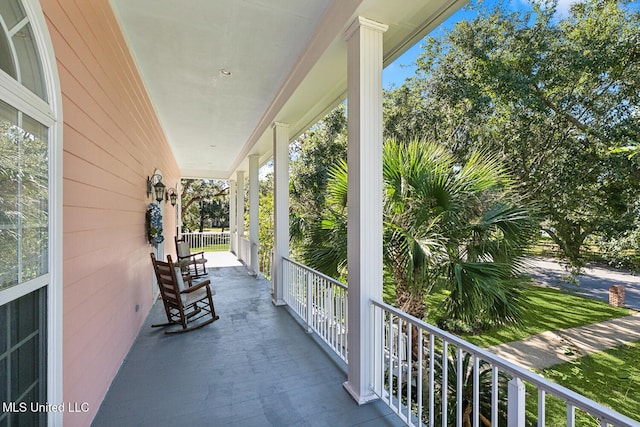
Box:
[0,0,63,425]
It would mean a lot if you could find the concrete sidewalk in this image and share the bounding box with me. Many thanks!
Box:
[487,312,640,370]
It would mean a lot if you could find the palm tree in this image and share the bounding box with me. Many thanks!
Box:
[429,349,509,426]
[301,138,536,329]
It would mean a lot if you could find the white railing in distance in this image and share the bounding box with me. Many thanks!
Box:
[370,299,640,427]
[282,257,348,363]
[181,232,230,251]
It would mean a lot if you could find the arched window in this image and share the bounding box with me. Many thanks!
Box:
[0,0,46,100]
[0,0,61,425]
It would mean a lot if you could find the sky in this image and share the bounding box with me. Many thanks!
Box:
[381,0,598,89]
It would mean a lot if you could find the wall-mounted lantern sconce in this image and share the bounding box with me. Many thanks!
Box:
[166,188,178,206]
[147,173,166,203]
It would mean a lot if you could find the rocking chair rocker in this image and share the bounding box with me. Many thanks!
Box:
[150,253,219,334]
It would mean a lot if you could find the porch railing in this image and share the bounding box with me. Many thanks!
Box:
[259,247,273,280]
[282,257,348,363]
[275,258,637,426]
[371,299,639,427]
[239,237,251,266]
[181,232,230,251]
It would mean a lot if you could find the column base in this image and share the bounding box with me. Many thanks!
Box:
[271,298,286,306]
[343,381,379,405]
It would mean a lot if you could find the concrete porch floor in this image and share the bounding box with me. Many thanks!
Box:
[91,252,403,427]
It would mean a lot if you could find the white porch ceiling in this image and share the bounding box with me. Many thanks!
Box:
[110,0,465,179]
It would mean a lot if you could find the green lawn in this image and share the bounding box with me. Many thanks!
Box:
[530,341,640,425]
[425,285,630,348]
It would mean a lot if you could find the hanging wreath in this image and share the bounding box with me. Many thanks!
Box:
[146,203,164,246]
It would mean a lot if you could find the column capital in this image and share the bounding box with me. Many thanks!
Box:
[272,121,289,130]
[344,16,388,42]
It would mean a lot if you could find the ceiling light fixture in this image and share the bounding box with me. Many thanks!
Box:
[219,68,232,77]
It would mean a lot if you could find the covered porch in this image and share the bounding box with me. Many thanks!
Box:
[91,250,640,427]
[13,0,634,425]
[92,252,402,426]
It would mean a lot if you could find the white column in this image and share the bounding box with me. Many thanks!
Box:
[176,180,183,237]
[249,154,259,276]
[229,179,237,254]
[343,16,388,404]
[272,122,289,305]
[236,171,245,262]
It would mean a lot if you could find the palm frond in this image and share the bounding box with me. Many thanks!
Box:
[299,137,537,326]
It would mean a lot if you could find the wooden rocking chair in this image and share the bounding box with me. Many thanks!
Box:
[175,236,208,278]
[150,253,219,334]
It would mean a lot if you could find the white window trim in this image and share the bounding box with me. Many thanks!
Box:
[0,274,49,306]
[20,1,64,425]
[0,1,62,424]
[0,72,54,125]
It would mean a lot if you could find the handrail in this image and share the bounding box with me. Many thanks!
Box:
[282,257,347,291]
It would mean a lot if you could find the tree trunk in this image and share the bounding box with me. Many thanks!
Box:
[544,222,589,270]
[395,288,426,320]
[462,402,472,427]
[199,200,204,232]
[395,286,427,360]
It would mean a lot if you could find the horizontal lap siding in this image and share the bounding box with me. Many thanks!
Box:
[42,1,179,425]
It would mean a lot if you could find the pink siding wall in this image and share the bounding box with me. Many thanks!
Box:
[41,1,180,425]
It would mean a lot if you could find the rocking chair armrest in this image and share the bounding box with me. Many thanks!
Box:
[178,251,205,259]
[182,279,211,293]
[181,273,194,287]
[177,252,202,262]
